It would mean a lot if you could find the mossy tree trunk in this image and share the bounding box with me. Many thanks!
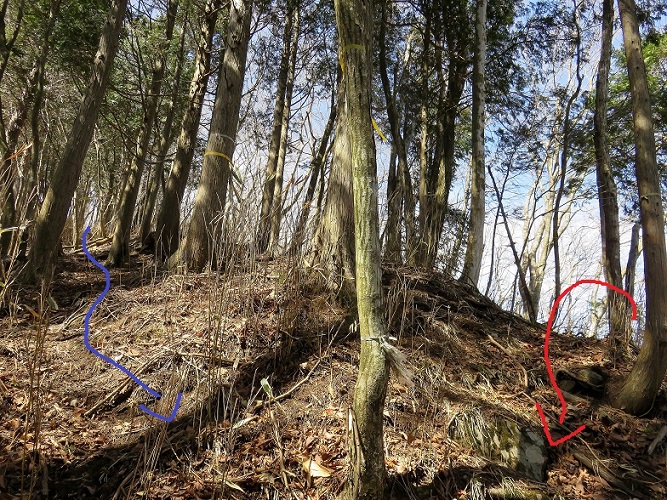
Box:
[613,0,667,415]
[335,0,389,497]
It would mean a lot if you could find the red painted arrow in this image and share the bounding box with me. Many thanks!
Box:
[536,279,637,446]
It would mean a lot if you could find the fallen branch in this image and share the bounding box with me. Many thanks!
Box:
[648,425,667,455]
[84,355,161,416]
[253,357,322,411]
[572,450,646,499]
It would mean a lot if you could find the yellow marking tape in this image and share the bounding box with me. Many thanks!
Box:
[204,150,243,185]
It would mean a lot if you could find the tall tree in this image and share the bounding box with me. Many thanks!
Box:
[155,0,221,260]
[25,0,127,281]
[309,76,356,295]
[107,0,178,266]
[613,0,667,415]
[175,0,253,271]
[0,0,61,258]
[594,0,630,359]
[378,0,411,264]
[257,2,296,254]
[461,0,487,286]
[336,0,390,496]
[139,17,189,244]
[268,5,300,254]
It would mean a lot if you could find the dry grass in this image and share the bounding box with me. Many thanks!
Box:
[0,248,666,499]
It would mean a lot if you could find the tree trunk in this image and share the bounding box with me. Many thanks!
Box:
[25,0,127,282]
[257,5,295,253]
[139,19,188,244]
[175,0,253,272]
[155,0,220,260]
[268,6,300,255]
[594,0,630,359]
[384,147,401,261]
[310,77,356,296]
[461,0,487,287]
[624,221,640,298]
[379,1,411,264]
[613,0,667,415]
[552,0,582,300]
[107,0,178,266]
[288,100,336,257]
[335,0,389,496]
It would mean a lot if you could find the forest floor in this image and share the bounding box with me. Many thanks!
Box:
[1,243,667,499]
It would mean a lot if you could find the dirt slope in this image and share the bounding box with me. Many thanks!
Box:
[1,250,666,499]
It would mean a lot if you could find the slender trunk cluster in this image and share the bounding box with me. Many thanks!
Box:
[26,0,127,282]
[155,0,220,260]
[107,0,178,266]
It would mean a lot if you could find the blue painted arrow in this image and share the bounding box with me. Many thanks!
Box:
[82,226,182,422]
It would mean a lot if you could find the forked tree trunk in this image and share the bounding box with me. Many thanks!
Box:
[335,0,389,497]
[26,0,127,282]
[155,0,220,260]
[613,0,667,415]
[461,0,487,287]
[107,0,178,266]
[379,1,410,264]
[594,0,631,359]
[175,0,253,271]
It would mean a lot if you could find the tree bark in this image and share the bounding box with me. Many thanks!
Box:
[624,221,640,298]
[175,0,253,272]
[614,0,667,415]
[594,0,630,359]
[335,0,389,496]
[257,4,295,254]
[25,0,127,282]
[310,76,355,295]
[155,0,220,260]
[268,5,300,255]
[461,0,487,287]
[107,0,178,266]
[139,18,188,244]
[288,100,336,257]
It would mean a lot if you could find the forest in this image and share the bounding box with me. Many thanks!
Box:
[1,0,667,497]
